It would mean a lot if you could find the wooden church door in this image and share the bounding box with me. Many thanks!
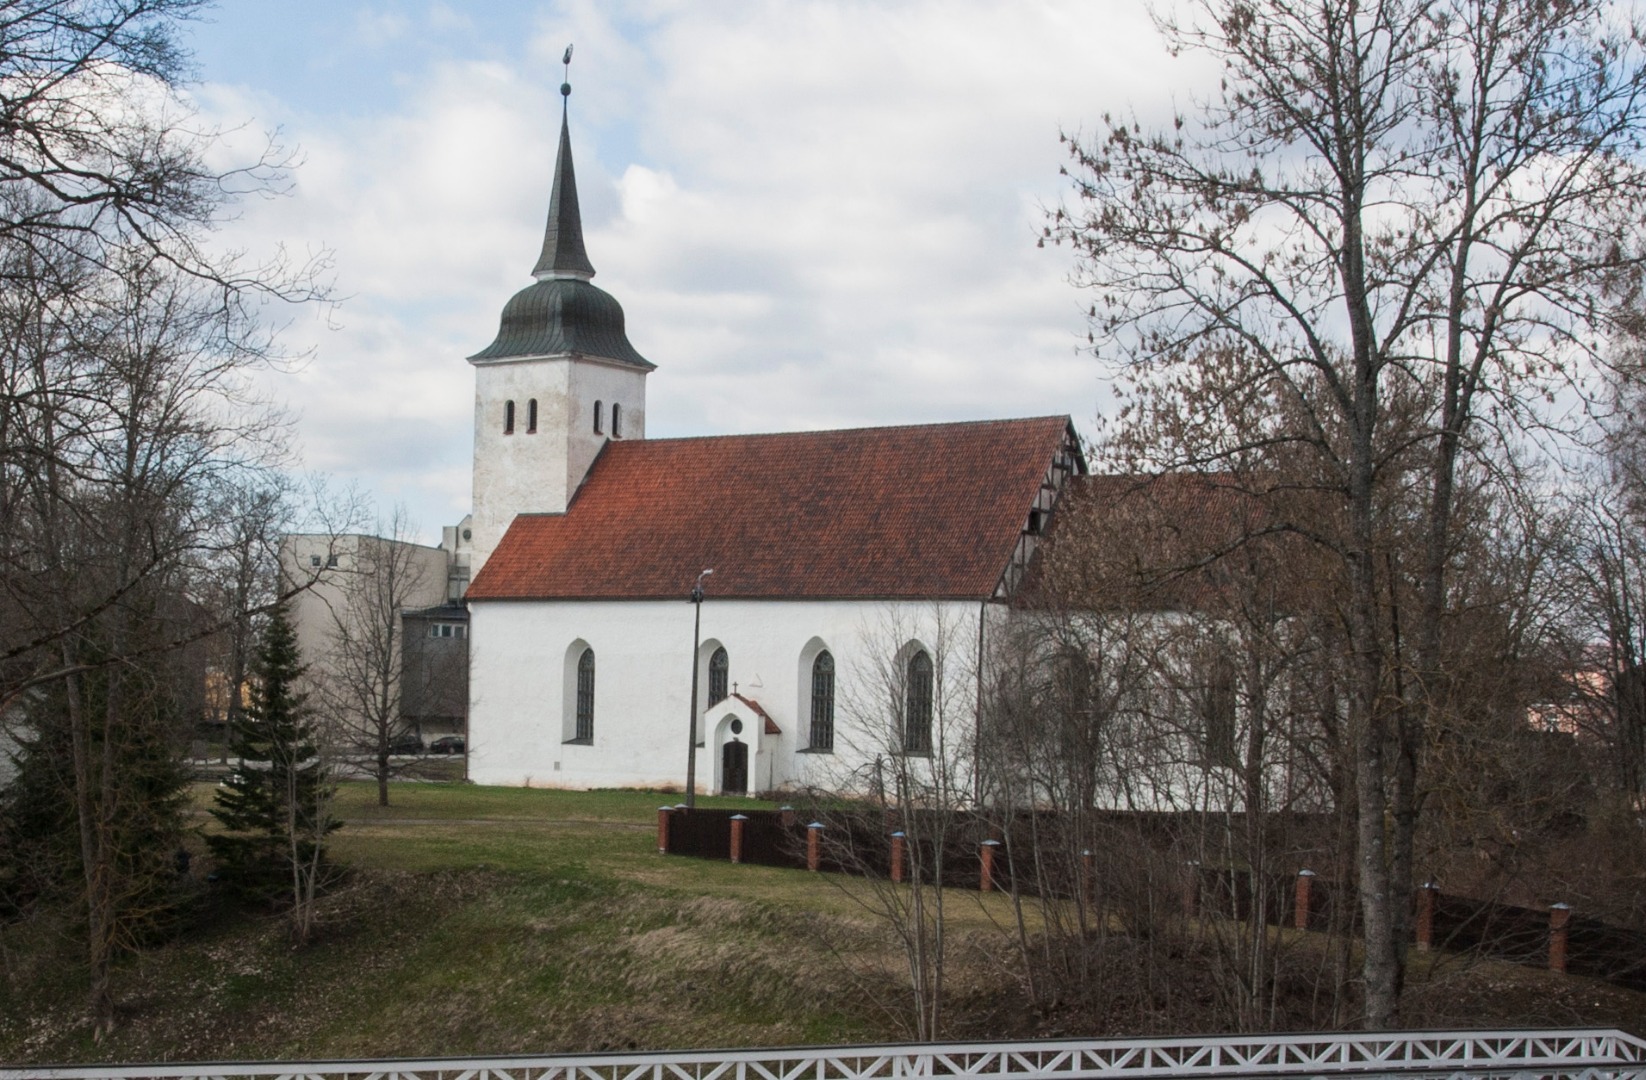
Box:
[722,740,748,795]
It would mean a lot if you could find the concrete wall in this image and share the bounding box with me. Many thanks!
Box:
[279,534,451,733]
[467,597,987,794]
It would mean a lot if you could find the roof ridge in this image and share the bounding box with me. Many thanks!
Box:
[606,414,1069,449]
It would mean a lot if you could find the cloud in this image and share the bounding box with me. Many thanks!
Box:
[191,0,1211,541]
[353,9,412,45]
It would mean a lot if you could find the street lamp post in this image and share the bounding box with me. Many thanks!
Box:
[685,568,714,808]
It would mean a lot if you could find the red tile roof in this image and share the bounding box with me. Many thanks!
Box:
[1018,472,1306,612]
[730,693,782,735]
[468,416,1073,602]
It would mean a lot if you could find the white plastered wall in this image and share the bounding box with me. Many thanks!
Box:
[468,355,648,579]
[466,597,983,794]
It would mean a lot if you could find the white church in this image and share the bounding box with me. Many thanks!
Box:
[462,89,1085,796]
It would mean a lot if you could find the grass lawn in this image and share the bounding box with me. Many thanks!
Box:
[5,781,1646,1065]
[0,782,926,1064]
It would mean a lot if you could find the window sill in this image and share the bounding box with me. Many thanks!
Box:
[562,737,593,746]
[797,747,834,755]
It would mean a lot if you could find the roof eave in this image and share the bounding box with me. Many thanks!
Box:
[467,349,657,371]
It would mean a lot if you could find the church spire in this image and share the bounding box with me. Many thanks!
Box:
[532,46,596,282]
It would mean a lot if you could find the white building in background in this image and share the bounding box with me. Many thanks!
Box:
[460,87,1084,794]
[279,530,470,747]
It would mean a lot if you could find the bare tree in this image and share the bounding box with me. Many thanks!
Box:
[312,507,442,807]
[1566,487,1646,798]
[0,1,329,1036]
[805,604,979,1041]
[986,474,1348,1031]
[1055,0,1646,1027]
[0,1,329,299]
[197,479,293,760]
[0,247,296,1035]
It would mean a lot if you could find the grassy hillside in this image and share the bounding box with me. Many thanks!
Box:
[2,782,1644,1065]
[0,784,907,1064]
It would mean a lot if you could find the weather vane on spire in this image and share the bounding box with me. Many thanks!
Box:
[561,44,573,101]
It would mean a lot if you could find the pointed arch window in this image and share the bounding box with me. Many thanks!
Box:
[810,650,835,751]
[575,648,595,742]
[708,646,729,707]
[593,400,603,434]
[612,402,623,438]
[504,400,516,435]
[903,650,933,754]
[527,398,538,433]
[1199,651,1238,767]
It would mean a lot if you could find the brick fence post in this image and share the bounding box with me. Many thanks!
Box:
[890,831,906,883]
[980,839,1001,893]
[1549,902,1572,974]
[807,821,824,872]
[1416,881,1438,952]
[656,805,673,855]
[1081,848,1095,906]
[1294,869,1315,931]
[730,814,748,864]
[780,804,795,828]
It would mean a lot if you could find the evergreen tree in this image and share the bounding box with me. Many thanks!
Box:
[0,644,194,935]
[208,603,338,904]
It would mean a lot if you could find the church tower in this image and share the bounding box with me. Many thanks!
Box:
[467,57,654,578]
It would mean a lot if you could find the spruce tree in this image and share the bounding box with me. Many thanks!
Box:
[0,643,193,932]
[208,603,338,902]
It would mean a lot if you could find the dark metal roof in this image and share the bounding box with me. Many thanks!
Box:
[470,105,653,368]
[469,277,654,367]
[404,602,470,620]
[531,110,596,281]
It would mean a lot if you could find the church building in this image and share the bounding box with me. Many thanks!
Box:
[463,84,1083,795]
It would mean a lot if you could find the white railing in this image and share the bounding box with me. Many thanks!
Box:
[4,1028,1644,1080]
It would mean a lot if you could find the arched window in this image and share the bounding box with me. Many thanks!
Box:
[504,399,515,434]
[527,398,538,433]
[612,402,623,438]
[593,400,603,434]
[575,648,595,741]
[708,646,729,707]
[903,650,933,754]
[810,651,835,751]
[1199,651,1238,767]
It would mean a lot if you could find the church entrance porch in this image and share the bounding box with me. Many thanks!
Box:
[704,693,783,797]
[721,740,748,795]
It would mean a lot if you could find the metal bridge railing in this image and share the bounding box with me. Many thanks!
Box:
[3,1027,1644,1080]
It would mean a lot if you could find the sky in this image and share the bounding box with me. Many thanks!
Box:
[181,1,1211,544]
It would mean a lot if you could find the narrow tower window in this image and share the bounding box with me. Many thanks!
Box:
[575,648,595,741]
[810,651,835,751]
[527,398,538,433]
[903,651,933,754]
[708,646,729,707]
[593,400,603,434]
[612,402,623,438]
[504,400,515,435]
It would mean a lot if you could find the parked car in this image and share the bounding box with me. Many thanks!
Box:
[387,732,424,755]
[429,735,466,755]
